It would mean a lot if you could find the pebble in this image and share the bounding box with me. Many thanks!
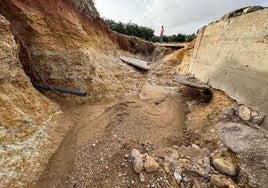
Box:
[213,158,237,176]
[174,167,182,183]
[139,173,145,183]
[131,149,144,174]
[144,154,159,173]
[238,105,251,121]
[164,164,170,173]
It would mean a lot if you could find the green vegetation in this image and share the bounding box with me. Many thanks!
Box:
[104,19,196,43]
[105,19,154,41]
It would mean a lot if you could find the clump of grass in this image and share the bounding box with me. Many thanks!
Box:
[73,0,100,19]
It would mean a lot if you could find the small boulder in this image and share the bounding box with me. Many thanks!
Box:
[131,149,144,174]
[213,158,237,176]
[210,174,236,188]
[144,154,159,173]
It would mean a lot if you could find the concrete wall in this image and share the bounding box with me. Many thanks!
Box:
[190,8,268,128]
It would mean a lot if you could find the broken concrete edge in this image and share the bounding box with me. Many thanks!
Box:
[218,103,267,134]
[119,56,149,70]
[216,122,268,188]
[221,6,265,20]
[173,74,267,128]
[172,74,210,90]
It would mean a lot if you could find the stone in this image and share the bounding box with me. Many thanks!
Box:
[131,149,144,174]
[139,173,145,183]
[210,174,236,188]
[177,158,210,180]
[171,145,211,179]
[174,167,182,183]
[164,164,171,173]
[218,108,241,123]
[173,74,210,90]
[164,147,179,165]
[144,154,159,173]
[213,158,237,176]
[237,105,251,121]
[217,122,268,187]
[250,114,266,125]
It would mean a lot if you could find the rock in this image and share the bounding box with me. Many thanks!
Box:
[174,167,182,183]
[139,173,145,183]
[164,164,171,173]
[217,122,268,187]
[170,145,211,179]
[177,158,210,179]
[218,108,241,123]
[210,174,236,188]
[213,158,237,176]
[131,149,144,174]
[172,75,210,90]
[237,105,251,121]
[164,147,179,166]
[144,154,159,173]
[250,113,266,125]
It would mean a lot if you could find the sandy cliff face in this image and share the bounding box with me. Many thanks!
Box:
[0,0,159,103]
[0,0,120,103]
[0,14,63,187]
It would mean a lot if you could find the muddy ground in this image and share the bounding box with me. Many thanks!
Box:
[36,52,239,188]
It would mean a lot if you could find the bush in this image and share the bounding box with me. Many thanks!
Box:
[104,19,196,43]
[105,19,154,41]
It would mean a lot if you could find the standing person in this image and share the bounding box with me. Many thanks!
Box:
[160,26,164,43]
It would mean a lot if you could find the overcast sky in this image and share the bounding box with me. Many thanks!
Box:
[95,0,268,35]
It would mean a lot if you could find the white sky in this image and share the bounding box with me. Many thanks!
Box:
[95,0,268,35]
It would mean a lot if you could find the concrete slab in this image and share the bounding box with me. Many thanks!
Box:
[119,56,149,70]
[189,8,268,129]
[173,74,210,90]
